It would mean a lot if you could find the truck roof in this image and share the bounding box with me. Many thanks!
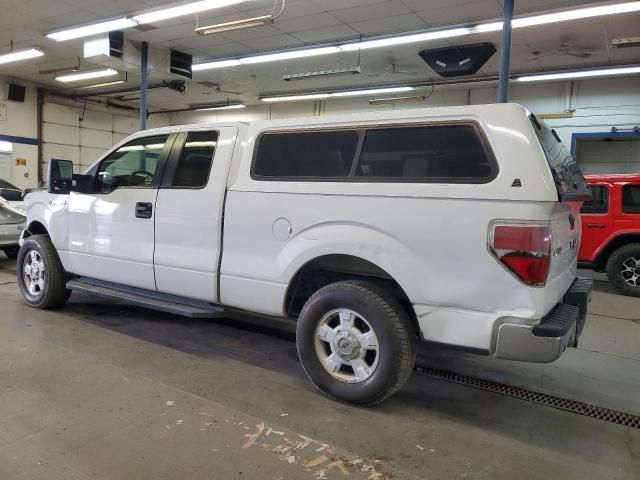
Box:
[156,102,529,134]
[584,174,640,184]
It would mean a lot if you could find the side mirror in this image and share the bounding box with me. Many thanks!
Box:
[48,159,74,194]
[47,159,93,194]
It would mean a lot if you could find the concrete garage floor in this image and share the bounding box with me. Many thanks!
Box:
[0,257,638,480]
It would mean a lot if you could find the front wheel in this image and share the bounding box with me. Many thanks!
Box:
[296,280,416,406]
[606,243,640,297]
[17,235,71,309]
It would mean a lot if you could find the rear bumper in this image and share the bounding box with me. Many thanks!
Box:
[495,277,593,363]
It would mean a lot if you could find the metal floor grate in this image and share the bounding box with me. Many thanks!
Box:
[414,364,640,429]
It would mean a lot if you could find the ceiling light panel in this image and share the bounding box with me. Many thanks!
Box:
[46,18,137,42]
[133,0,246,24]
[261,86,418,103]
[0,48,44,65]
[331,86,415,97]
[55,68,119,83]
[513,1,640,27]
[195,104,246,111]
[516,66,640,82]
[240,46,340,65]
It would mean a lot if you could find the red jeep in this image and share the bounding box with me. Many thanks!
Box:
[579,174,640,296]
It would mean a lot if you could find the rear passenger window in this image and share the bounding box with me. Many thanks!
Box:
[622,186,640,214]
[355,124,494,181]
[580,186,608,214]
[172,131,218,188]
[253,130,358,178]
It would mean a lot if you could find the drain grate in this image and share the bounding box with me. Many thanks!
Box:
[414,364,640,429]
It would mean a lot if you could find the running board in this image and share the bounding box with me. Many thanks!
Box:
[66,277,225,318]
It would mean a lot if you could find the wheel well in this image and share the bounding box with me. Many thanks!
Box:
[595,234,640,269]
[25,221,48,237]
[285,254,419,335]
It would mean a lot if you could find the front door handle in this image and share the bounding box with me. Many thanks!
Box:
[135,202,153,219]
[586,223,605,228]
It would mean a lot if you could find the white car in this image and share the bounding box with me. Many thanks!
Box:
[18,103,592,405]
[0,195,26,259]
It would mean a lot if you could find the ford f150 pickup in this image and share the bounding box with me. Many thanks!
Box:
[17,103,592,405]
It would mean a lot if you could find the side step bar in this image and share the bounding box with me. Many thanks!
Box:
[67,277,225,319]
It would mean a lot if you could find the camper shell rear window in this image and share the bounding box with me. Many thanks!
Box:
[530,114,591,202]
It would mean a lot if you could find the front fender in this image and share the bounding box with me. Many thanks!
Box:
[24,192,69,251]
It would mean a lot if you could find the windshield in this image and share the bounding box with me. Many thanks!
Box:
[530,114,590,201]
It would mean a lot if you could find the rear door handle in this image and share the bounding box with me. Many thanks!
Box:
[135,202,153,219]
[586,223,605,228]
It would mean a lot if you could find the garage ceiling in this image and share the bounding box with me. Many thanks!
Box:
[0,0,639,110]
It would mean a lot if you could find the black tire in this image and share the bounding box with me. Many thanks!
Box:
[296,280,416,406]
[17,235,71,309]
[2,246,19,259]
[606,243,640,297]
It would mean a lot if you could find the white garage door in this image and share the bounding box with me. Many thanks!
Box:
[40,102,168,179]
[576,138,640,175]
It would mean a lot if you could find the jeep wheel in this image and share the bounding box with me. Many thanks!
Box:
[17,235,71,309]
[296,280,415,406]
[606,243,640,297]
[2,246,19,259]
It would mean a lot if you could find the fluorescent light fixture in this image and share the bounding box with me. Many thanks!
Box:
[369,95,428,105]
[194,104,246,111]
[46,17,136,42]
[516,66,640,82]
[55,68,119,83]
[262,86,417,103]
[0,141,13,153]
[261,93,332,103]
[192,59,242,71]
[241,46,340,65]
[133,0,246,24]
[0,48,44,65]
[283,66,361,82]
[195,15,273,35]
[513,1,640,28]
[339,27,470,52]
[332,86,415,97]
[77,80,126,89]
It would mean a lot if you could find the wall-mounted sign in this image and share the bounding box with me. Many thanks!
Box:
[16,158,27,166]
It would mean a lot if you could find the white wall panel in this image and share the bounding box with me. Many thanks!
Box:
[43,123,80,146]
[81,109,113,131]
[80,128,113,149]
[113,116,139,134]
[79,146,105,167]
[42,103,79,127]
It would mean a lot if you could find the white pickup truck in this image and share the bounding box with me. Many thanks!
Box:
[18,103,592,405]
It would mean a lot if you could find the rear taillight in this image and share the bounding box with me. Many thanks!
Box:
[490,223,552,286]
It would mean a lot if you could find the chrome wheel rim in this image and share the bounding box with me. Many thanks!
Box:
[22,250,46,297]
[620,256,640,288]
[314,308,379,383]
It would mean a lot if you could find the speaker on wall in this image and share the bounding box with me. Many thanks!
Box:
[419,43,496,78]
[7,83,26,102]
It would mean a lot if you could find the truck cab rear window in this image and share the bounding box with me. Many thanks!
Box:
[253,123,496,182]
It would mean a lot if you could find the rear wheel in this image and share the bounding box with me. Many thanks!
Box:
[17,235,71,309]
[606,243,640,297]
[296,280,415,406]
[2,246,19,259]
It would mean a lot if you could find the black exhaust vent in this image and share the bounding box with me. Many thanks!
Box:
[419,43,496,77]
[170,50,193,79]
